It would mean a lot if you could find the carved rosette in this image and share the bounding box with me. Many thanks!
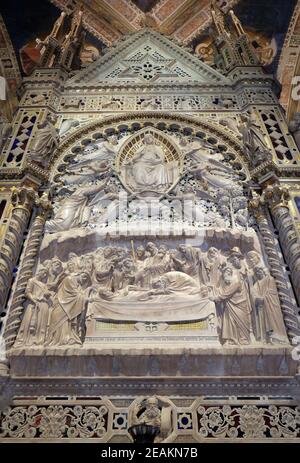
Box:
[4,192,52,350]
[249,195,300,340]
[263,185,300,305]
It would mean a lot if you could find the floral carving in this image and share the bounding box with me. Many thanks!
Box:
[197,405,300,439]
[0,404,108,438]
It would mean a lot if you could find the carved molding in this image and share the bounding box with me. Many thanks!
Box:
[1,397,299,442]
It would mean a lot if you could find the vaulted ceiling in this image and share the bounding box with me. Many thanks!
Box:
[1,0,297,70]
[48,0,242,46]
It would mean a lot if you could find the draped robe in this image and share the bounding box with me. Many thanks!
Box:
[213,277,251,345]
[253,275,288,343]
[47,275,89,346]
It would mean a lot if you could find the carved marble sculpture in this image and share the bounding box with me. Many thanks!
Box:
[62,159,110,185]
[15,267,53,347]
[209,265,251,346]
[121,134,179,193]
[13,127,290,349]
[179,137,238,190]
[239,112,272,166]
[46,272,93,346]
[130,396,172,441]
[45,178,108,233]
[14,236,288,348]
[252,266,289,344]
[30,113,59,166]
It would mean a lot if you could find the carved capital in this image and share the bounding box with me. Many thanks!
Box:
[10,186,37,211]
[262,184,290,211]
[35,191,52,220]
[249,197,263,219]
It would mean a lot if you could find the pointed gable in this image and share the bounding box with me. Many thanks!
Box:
[67,29,230,86]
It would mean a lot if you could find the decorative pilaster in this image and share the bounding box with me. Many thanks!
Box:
[3,193,52,350]
[263,184,300,305]
[249,195,300,340]
[0,186,36,313]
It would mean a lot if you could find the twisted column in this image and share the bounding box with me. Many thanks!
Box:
[263,184,300,306]
[4,193,52,349]
[249,196,300,340]
[0,186,36,314]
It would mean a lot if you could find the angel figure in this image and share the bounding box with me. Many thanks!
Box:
[179,137,238,190]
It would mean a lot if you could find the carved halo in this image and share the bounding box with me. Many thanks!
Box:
[115,127,184,196]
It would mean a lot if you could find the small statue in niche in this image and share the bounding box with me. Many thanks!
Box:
[30,113,59,166]
[289,112,300,151]
[129,396,172,442]
[239,112,272,167]
[15,267,53,347]
[0,114,11,153]
[132,397,161,427]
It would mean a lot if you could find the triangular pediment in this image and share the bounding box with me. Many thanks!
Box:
[67,29,230,86]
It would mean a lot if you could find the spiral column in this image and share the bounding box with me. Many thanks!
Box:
[263,184,300,306]
[249,196,300,341]
[3,193,52,349]
[0,186,36,314]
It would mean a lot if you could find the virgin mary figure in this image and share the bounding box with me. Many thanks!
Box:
[122,134,179,192]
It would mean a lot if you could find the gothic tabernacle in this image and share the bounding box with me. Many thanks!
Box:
[0,0,300,444]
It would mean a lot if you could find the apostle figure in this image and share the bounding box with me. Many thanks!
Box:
[209,266,251,345]
[95,247,115,290]
[47,258,66,290]
[46,272,93,346]
[122,134,179,192]
[45,178,108,233]
[30,113,59,166]
[252,266,289,344]
[15,267,53,346]
[171,244,205,285]
[202,247,224,286]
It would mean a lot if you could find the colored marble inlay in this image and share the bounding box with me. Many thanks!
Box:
[294,196,300,214]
